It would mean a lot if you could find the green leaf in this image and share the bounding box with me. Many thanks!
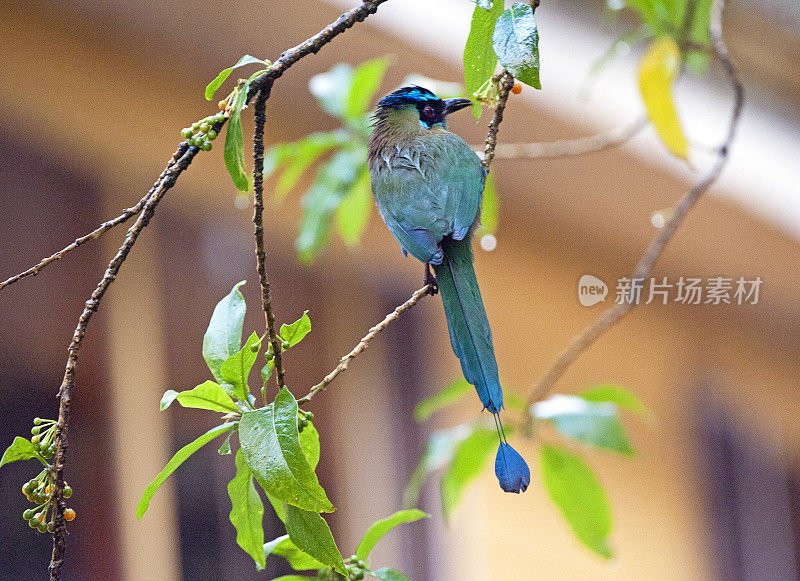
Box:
[0,436,38,468]
[309,63,355,118]
[264,534,325,570]
[218,433,232,455]
[463,0,505,116]
[224,83,251,191]
[203,281,246,382]
[403,424,473,508]
[228,449,266,569]
[285,504,347,576]
[413,378,471,422]
[280,311,312,348]
[478,173,499,235]
[296,148,366,263]
[356,509,429,561]
[533,394,634,456]
[467,0,493,9]
[299,421,321,470]
[370,568,412,581]
[335,166,372,247]
[579,384,648,415]
[345,57,390,120]
[239,388,334,512]
[219,331,261,401]
[492,3,542,89]
[261,360,274,388]
[266,493,287,523]
[638,36,687,159]
[540,444,613,558]
[137,422,236,519]
[270,576,315,581]
[160,380,239,413]
[440,428,498,519]
[274,132,346,200]
[205,55,269,101]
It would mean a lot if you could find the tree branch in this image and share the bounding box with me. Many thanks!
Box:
[484,115,647,160]
[252,91,286,391]
[298,284,433,405]
[246,0,390,104]
[526,0,744,405]
[49,143,198,579]
[482,70,516,172]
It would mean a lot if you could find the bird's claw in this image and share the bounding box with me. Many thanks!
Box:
[424,264,438,295]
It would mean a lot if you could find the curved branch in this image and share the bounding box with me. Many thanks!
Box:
[485,116,647,160]
[298,284,433,405]
[49,143,198,579]
[526,0,744,405]
[482,70,516,172]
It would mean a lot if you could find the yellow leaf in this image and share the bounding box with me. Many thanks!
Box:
[639,37,688,160]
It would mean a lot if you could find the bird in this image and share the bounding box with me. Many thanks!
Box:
[368,85,530,494]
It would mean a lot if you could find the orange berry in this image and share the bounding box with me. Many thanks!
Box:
[64,508,76,522]
[45,486,51,495]
[510,83,522,95]
[218,99,227,111]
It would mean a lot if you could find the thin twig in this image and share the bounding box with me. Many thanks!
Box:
[483,116,647,160]
[49,143,198,579]
[526,0,744,405]
[0,157,183,291]
[298,285,433,405]
[252,91,286,390]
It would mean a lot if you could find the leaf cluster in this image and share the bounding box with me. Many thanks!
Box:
[131,283,424,579]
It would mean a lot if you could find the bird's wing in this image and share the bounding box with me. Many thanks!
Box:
[370,134,484,263]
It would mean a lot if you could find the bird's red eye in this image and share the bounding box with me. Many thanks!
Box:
[423,105,435,117]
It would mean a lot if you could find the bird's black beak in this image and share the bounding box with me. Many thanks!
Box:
[443,98,472,116]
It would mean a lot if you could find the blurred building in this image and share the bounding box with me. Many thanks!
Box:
[1,0,799,579]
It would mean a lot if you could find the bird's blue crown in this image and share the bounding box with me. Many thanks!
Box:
[376,85,441,110]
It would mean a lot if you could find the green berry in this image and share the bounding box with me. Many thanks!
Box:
[63,486,73,499]
[31,435,40,446]
[28,518,37,528]
[352,572,364,581]
[192,121,200,130]
[265,351,274,361]
[48,522,56,533]
[282,341,290,350]
[349,555,358,563]
[33,417,43,425]
[31,426,41,436]
[23,508,35,520]
[37,523,48,533]
[215,112,225,123]
[206,129,218,140]
[200,141,212,152]
[306,412,314,420]
[199,122,209,133]
[181,128,193,138]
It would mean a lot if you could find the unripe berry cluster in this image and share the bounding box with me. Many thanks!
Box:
[20,418,75,533]
[345,555,368,580]
[180,112,226,151]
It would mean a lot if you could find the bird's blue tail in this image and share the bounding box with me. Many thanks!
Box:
[433,236,530,493]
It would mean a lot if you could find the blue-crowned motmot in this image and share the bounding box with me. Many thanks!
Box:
[368,86,530,494]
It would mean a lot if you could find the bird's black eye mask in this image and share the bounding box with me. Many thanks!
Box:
[417,101,446,129]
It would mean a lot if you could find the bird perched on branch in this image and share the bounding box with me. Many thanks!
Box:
[368,86,529,494]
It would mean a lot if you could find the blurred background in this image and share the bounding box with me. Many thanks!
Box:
[1,0,800,579]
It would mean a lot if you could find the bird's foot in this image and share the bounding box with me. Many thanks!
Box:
[424,264,438,295]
